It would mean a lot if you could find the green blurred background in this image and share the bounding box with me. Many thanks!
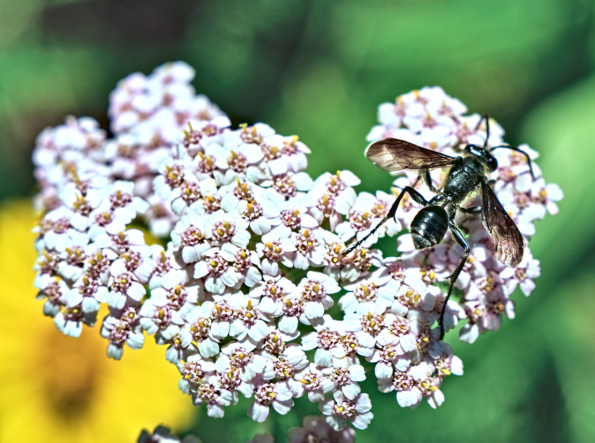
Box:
[1,0,594,441]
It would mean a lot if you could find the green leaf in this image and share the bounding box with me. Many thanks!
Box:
[521,74,595,281]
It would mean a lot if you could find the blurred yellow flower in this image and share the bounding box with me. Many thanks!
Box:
[0,200,194,443]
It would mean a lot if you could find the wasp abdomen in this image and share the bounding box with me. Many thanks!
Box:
[411,206,449,250]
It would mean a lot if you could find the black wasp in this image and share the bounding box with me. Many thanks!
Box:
[345,115,535,339]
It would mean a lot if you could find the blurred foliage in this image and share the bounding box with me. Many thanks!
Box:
[1,0,594,442]
[521,74,595,281]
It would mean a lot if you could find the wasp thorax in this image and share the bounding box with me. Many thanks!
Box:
[411,206,448,250]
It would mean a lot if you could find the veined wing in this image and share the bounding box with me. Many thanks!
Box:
[481,181,524,267]
[365,138,458,172]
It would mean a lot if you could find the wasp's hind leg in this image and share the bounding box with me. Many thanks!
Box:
[343,186,429,255]
[438,221,470,339]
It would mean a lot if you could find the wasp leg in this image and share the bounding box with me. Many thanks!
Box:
[439,222,470,339]
[411,175,422,188]
[343,186,429,255]
[421,170,439,193]
[489,145,535,179]
[392,174,422,196]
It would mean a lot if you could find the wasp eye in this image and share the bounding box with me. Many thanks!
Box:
[488,156,498,171]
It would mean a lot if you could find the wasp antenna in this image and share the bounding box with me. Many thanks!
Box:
[475,114,490,148]
[490,144,536,179]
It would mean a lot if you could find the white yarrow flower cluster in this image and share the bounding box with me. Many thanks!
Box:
[32,65,561,434]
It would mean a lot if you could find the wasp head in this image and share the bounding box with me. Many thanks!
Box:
[464,144,498,172]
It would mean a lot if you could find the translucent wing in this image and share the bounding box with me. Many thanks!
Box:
[365,138,458,172]
[481,181,524,267]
